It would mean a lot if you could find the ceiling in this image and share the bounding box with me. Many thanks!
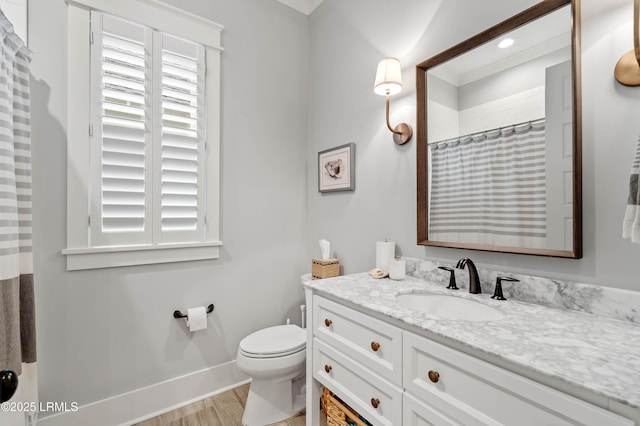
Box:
[278,0,630,19]
[430,4,571,86]
[277,0,325,15]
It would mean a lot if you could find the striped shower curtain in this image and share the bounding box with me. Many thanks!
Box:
[0,10,37,426]
[429,119,547,248]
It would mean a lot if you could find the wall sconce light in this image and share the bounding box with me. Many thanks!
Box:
[374,57,413,145]
[614,0,640,86]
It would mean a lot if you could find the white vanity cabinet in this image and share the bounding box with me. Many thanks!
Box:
[312,296,403,425]
[306,292,636,426]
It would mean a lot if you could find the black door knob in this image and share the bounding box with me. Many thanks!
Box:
[0,369,18,403]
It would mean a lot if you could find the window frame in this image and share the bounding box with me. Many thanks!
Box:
[63,0,223,271]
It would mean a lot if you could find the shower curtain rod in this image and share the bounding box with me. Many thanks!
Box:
[428,117,545,146]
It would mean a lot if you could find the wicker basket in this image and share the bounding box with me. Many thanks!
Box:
[312,258,340,280]
[321,387,369,426]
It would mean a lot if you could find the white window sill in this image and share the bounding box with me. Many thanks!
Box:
[61,241,223,271]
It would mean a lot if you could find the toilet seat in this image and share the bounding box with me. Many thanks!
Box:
[239,324,306,358]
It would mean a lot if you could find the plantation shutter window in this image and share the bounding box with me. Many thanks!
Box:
[157,33,206,243]
[90,13,151,247]
[64,0,222,270]
[89,11,206,247]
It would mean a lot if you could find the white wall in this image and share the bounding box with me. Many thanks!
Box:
[427,74,459,142]
[459,86,544,135]
[459,48,570,110]
[458,49,569,135]
[429,48,570,138]
[29,0,309,409]
[307,0,640,291]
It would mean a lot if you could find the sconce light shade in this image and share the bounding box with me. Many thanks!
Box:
[614,0,640,86]
[374,57,412,144]
[374,57,403,96]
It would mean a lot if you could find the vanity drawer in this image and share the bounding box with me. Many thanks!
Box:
[314,338,402,426]
[313,295,402,386]
[403,332,634,426]
[403,392,495,426]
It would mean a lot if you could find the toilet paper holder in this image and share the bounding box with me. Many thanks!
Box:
[173,304,215,319]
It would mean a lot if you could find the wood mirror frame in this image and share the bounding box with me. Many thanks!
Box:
[416,0,582,258]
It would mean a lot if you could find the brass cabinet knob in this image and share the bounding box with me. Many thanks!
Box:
[370,341,381,352]
[428,370,440,383]
[324,318,332,327]
[371,398,380,408]
[324,364,332,373]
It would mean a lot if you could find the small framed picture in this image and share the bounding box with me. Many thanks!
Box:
[318,143,355,193]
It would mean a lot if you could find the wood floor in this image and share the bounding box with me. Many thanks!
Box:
[132,383,306,426]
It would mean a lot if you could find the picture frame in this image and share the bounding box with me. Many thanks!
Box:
[318,143,355,193]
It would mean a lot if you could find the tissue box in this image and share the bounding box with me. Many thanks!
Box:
[312,258,340,280]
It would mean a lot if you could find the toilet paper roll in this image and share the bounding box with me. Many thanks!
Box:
[375,241,395,270]
[187,306,207,332]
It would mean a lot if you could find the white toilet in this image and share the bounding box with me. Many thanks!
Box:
[236,324,306,426]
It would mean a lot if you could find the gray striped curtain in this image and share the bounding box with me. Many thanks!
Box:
[429,119,547,248]
[622,135,640,243]
[0,10,37,426]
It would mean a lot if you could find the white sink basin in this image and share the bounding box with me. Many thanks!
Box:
[394,293,506,321]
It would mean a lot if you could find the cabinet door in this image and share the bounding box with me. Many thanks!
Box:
[313,296,403,386]
[403,332,635,426]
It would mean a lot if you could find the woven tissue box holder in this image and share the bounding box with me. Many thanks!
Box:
[312,258,340,280]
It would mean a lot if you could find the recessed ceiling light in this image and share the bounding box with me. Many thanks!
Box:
[498,38,514,49]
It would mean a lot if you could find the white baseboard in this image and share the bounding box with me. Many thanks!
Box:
[39,361,249,426]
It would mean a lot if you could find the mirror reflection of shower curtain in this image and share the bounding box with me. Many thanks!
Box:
[0,9,37,426]
[429,119,547,249]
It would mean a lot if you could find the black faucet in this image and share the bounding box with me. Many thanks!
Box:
[437,266,459,290]
[492,276,520,300]
[455,258,481,294]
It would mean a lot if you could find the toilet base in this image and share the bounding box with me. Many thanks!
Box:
[242,373,306,426]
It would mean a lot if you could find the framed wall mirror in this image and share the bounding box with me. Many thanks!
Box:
[416,0,582,258]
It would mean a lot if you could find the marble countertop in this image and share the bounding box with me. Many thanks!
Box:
[302,273,640,411]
